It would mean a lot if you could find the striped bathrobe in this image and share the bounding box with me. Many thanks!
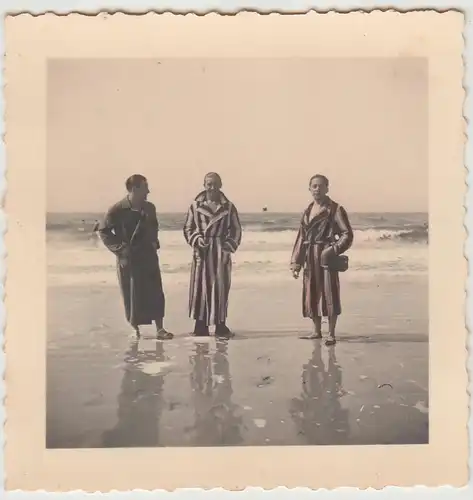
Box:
[183,192,242,326]
[291,199,353,318]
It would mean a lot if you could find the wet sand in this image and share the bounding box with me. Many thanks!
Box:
[47,276,428,448]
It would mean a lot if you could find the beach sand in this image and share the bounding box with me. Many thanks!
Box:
[47,274,428,448]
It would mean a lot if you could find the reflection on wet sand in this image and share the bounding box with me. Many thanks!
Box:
[102,340,167,447]
[187,341,243,446]
[290,343,349,444]
[47,332,428,447]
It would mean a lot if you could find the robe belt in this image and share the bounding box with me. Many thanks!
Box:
[303,240,331,246]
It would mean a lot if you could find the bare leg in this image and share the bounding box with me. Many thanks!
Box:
[299,316,322,339]
[312,317,323,338]
[325,316,337,345]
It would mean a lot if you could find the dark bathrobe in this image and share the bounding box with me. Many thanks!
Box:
[291,198,353,318]
[99,197,165,326]
[183,191,242,326]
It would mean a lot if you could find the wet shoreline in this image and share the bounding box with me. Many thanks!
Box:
[47,277,428,448]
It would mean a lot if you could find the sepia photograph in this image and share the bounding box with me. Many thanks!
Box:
[4,11,467,491]
[46,57,429,448]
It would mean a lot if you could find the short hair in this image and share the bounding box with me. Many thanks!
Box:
[204,172,222,187]
[309,174,329,187]
[125,174,147,192]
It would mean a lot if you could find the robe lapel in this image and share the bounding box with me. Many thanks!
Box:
[118,197,145,245]
[304,204,330,230]
[204,206,230,235]
[302,199,333,241]
[130,212,145,245]
[194,191,231,236]
[196,205,215,219]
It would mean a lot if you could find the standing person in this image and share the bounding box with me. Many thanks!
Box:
[291,174,353,345]
[99,174,173,340]
[183,172,242,338]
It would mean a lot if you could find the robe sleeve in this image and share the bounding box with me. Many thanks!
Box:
[224,204,242,253]
[183,202,202,248]
[98,206,127,255]
[291,223,307,267]
[333,205,353,255]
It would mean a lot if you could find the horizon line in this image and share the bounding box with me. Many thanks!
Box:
[47,209,429,215]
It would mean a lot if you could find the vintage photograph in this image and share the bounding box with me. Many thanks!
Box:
[46,57,429,448]
[5,12,467,491]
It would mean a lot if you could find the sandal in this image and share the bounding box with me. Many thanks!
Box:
[299,334,322,340]
[156,328,174,340]
[325,337,336,346]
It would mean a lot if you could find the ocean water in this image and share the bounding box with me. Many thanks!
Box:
[46,212,428,285]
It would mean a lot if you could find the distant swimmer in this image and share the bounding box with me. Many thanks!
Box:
[262,206,268,212]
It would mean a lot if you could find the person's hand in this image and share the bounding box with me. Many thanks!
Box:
[151,242,158,251]
[222,242,233,253]
[196,237,209,249]
[291,263,301,279]
[117,245,130,267]
[120,245,131,257]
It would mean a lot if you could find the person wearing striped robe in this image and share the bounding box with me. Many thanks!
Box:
[183,173,242,338]
[291,174,353,345]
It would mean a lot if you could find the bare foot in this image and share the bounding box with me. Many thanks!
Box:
[299,334,322,340]
[325,336,336,346]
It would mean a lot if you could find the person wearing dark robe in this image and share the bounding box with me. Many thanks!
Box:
[99,174,173,340]
[183,172,242,338]
[291,174,353,345]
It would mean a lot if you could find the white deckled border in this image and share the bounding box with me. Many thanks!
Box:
[3,10,468,492]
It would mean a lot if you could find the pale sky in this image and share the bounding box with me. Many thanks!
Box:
[47,58,427,213]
